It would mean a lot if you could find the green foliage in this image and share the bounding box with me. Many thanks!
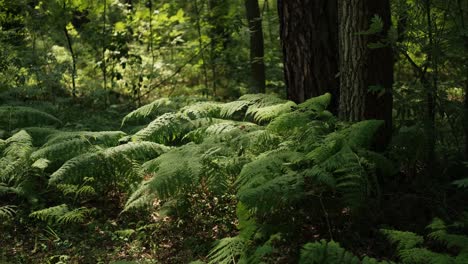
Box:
[0,205,16,220]
[31,131,126,169]
[29,204,93,225]
[0,106,61,131]
[49,142,169,195]
[382,217,468,264]
[0,130,35,203]
[121,98,179,127]
[299,240,390,264]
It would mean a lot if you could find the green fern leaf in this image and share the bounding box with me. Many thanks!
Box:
[208,236,247,264]
[297,93,332,112]
[121,98,177,127]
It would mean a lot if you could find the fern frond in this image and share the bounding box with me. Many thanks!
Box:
[56,207,93,224]
[31,138,100,168]
[219,100,250,119]
[49,142,169,190]
[381,229,424,250]
[29,204,69,222]
[123,180,156,211]
[231,129,282,156]
[30,204,92,225]
[132,113,192,144]
[121,98,178,127]
[208,236,247,264]
[267,111,312,136]
[299,240,360,264]
[239,94,286,108]
[397,248,454,264]
[428,218,468,251]
[297,93,332,112]
[181,101,222,119]
[453,178,468,188]
[0,205,17,220]
[345,120,384,148]
[299,240,389,264]
[44,131,126,147]
[246,101,296,124]
[144,143,204,199]
[0,106,62,131]
[0,130,33,181]
[236,150,304,212]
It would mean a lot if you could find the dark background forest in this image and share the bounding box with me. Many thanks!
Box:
[0,0,467,263]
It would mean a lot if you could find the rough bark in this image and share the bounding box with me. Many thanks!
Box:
[278,0,339,109]
[245,0,266,93]
[338,0,393,141]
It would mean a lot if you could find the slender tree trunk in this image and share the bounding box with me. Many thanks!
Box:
[102,0,108,106]
[338,0,393,144]
[148,0,155,90]
[245,0,266,93]
[278,0,339,109]
[64,27,77,98]
[62,1,77,98]
[458,0,468,159]
[423,0,437,169]
[194,0,209,96]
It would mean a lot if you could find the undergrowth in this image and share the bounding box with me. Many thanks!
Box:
[1,94,467,263]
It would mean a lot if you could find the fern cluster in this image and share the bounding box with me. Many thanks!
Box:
[382,217,468,264]
[0,94,414,262]
[0,130,36,219]
[118,93,394,263]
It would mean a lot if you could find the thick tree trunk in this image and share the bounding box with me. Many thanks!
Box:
[245,0,266,93]
[278,0,339,109]
[338,0,393,142]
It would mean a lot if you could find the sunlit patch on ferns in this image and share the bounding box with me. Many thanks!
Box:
[49,142,170,195]
[246,101,296,124]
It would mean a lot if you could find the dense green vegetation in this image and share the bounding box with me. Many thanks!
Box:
[1,0,467,263]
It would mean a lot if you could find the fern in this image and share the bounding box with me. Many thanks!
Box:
[236,150,304,213]
[219,100,250,119]
[206,203,258,263]
[31,131,126,169]
[49,142,169,194]
[131,112,192,144]
[181,101,222,119]
[267,111,314,136]
[0,130,33,182]
[381,226,464,264]
[297,93,332,112]
[246,101,296,124]
[43,131,126,147]
[29,204,92,225]
[0,205,16,220]
[381,229,424,250]
[208,237,247,264]
[239,94,286,108]
[427,218,468,252]
[0,106,62,131]
[299,240,390,264]
[121,98,177,127]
